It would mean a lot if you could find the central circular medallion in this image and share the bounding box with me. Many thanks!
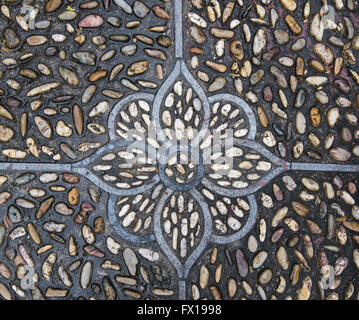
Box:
[158,145,204,192]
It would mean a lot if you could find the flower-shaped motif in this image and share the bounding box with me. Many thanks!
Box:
[72,60,290,289]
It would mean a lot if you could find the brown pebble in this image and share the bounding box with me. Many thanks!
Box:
[74,202,95,224]
[88,70,108,82]
[35,197,54,219]
[152,5,170,20]
[68,187,79,206]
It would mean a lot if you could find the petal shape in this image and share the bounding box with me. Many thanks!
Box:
[152,61,211,146]
[201,139,290,197]
[153,188,212,278]
[72,140,160,196]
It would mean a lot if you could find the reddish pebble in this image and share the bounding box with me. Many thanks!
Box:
[74,202,95,224]
[78,14,104,28]
[63,173,80,184]
[84,245,105,257]
[263,85,273,102]
[347,182,357,195]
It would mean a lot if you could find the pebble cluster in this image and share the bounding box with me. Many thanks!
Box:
[190,171,359,300]
[0,0,359,300]
[185,0,359,163]
[0,0,173,162]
